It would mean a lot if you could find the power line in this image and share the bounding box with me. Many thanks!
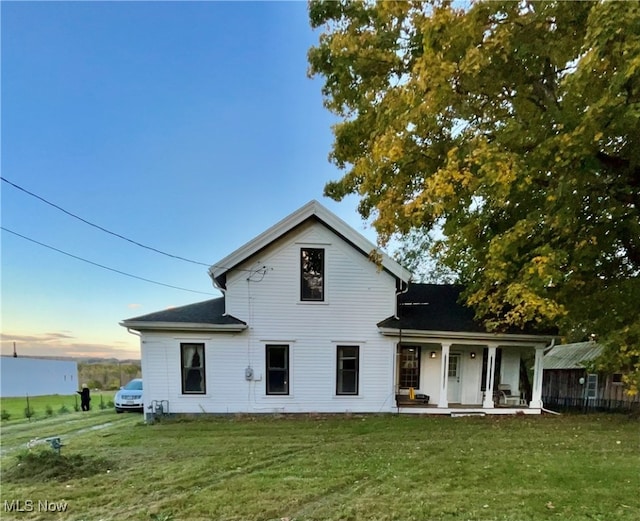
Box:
[1,176,211,266]
[1,226,217,296]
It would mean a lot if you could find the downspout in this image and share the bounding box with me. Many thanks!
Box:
[395,325,402,413]
[209,269,229,316]
[544,337,556,354]
[394,279,409,319]
[393,280,409,412]
[126,328,141,339]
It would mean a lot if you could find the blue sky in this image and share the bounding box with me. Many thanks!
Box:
[1,1,375,360]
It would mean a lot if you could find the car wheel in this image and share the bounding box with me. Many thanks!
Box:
[115,408,124,414]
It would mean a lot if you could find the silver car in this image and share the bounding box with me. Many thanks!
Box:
[114,378,143,413]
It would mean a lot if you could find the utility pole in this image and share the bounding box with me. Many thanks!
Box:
[13,342,17,357]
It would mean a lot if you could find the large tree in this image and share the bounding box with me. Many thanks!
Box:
[308,0,640,392]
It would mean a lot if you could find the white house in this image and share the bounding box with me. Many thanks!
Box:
[121,201,555,421]
[0,356,78,397]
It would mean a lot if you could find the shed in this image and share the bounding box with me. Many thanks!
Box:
[542,341,638,412]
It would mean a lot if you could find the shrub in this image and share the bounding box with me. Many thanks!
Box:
[1,409,10,421]
[45,404,54,417]
[86,379,102,390]
[58,404,70,414]
[24,407,35,419]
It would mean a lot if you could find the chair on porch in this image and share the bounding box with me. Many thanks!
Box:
[497,384,523,406]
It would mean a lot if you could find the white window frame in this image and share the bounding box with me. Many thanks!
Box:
[336,345,360,396]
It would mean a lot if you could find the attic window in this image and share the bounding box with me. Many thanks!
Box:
[301,248,324,301]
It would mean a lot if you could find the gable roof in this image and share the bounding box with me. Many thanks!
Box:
[543,341,604,370]
[208,200,411,289]
[120,297,246,333]
[377,283,556,342]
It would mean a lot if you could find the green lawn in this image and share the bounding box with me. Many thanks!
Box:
[1,392,115,421]
[1,413,638,521]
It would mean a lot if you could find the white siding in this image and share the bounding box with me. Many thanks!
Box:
[420,350,441,403]
[140,221,399,416]
[399,343,502,406]
[500,347,524,396]
[459,352,484,404]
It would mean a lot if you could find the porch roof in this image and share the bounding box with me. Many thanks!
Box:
[377,283,556,338]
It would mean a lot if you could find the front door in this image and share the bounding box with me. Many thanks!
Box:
[447,353,462,403]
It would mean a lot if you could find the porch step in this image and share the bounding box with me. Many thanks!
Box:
[450,411,486,418]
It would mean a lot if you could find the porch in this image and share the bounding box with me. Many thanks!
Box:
[377,283,555,415]
[391,340,548,415]
[394,402,539,416]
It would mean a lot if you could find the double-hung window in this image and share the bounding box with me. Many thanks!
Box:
[266,345,289,395]
[181,343,205,394]
[336,345,359,395]
[399,346,420,389]
[301,248,324,301]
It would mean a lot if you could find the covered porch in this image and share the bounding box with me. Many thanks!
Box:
[390,338,548,414]
[378,284,555,415]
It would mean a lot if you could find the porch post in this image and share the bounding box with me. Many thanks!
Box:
[482,344,497,408]
[438,342,451,408]
[529,345,545,409]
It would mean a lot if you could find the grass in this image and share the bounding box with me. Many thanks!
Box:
[0,412,638,521]
[5,449,114,482]
[0,392,115,421]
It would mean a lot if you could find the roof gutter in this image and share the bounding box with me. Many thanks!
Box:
[120,321,247,333]
[378,326,556,345]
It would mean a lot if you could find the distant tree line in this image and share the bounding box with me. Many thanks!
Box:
[78,362,141,390]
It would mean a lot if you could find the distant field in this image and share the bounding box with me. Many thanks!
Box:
[1,412,638,521]
[0,392,115,421]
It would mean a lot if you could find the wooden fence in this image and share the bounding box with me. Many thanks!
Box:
[542,395,640,413]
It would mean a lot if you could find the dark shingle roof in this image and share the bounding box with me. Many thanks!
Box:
[122,297,245,327]
[377,283,555,335]
[378,284,482,332]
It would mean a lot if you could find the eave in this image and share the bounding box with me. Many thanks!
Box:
[120,321,247,333]
[208,200,411,289]
[378,327,555,346]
